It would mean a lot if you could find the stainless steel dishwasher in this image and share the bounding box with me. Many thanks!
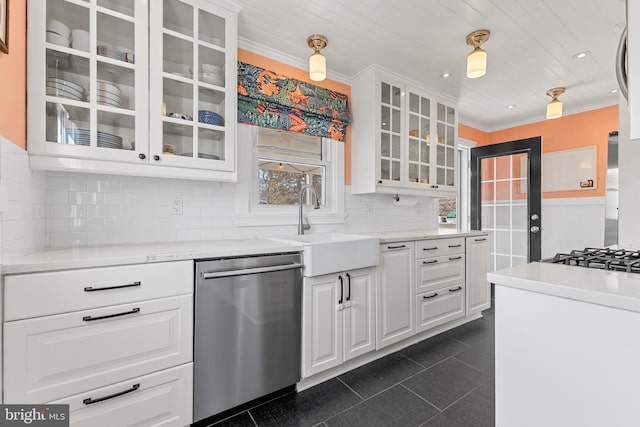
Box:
[193,252,303,422]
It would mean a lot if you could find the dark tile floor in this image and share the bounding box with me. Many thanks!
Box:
[210,305,495,427]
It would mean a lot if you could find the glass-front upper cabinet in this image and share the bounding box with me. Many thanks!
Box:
[149,0,236,172]
[29,0,148,163]
[379,81,402,184]
[435,102,457,190]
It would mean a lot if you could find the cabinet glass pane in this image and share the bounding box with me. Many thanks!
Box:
[421,166,429,182]
[392,135,400,159]
[381,82,390,105]
[97,12,135,63]
[198,46,225,88]
[96,62,134,110]
[437,123,445,144]
[47,50,90,103]
[46,103,90,145]
[421,97,430,117]
[437,145,445,165]
[392,161,400,181]
[47,0,89,47]
[409,114,419,137]
[446,125,455,146]
[163,0,193,37]
[98,0,134,17]
[198,128,225,160]
[447,106,455,124]
[97,111,133,151]
[163,122,193,155]
[446,147,455,168]
[409,139,419,161]
[421,141,430,163]
[199,9,225,47]
[198,87,225,128]
[409,93,419,113]
[163,78,194,120]
[391,108,400,133]
[437,103,446,121]
[421,118,429,139]
[381,132,390,157]
[392,86,401,108]
[164,34,194,78]
[446,169,454,186]
[409,163,418,182]
[381,159,390,180]
[437,167,445,185]
[381,106,390,131]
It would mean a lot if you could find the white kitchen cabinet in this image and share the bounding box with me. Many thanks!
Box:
[629,0,640,139]
[376,242,415,349]
[27,0,238,181]
[416,284,465,333]
[466,236,491,315]
[302,268,375,377]
[51,363,193,427]
[351,66,458,196]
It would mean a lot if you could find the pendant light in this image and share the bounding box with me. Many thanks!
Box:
[546,87,565,119]
[307,34,328,82]
[466,30,491,78]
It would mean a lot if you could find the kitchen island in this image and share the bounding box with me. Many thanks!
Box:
[489,263,640,427]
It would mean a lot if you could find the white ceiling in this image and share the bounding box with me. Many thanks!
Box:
[231,0,626,132]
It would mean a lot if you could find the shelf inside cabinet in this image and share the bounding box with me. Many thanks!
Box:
[198,8,225,47]
[47,0,90,36]
[163,0,193,37]
[96,2,135,21]
[97,11,135,56]
[163,33,194,70]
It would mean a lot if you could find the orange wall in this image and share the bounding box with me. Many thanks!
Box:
[458,105,618,199]
[238,49,353,184]
[0,0,26,148]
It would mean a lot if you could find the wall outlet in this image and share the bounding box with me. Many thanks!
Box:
[171,198,183,215]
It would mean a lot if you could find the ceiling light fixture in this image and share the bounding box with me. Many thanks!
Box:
[442,72,451,78]
[546,87,565,119]
[573,51,591,59]
[466,29,490,78]
[507,105,516,109]
[307,34,328,82]
[610,88,619,93]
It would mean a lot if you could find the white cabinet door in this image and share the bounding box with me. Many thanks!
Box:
[466,236,491,315]
[343,268,375,362]
[4,295,193,403]
[376,242,415,349]
[302,274,343,377]
[51,363,193,427]
[416,285,465,333]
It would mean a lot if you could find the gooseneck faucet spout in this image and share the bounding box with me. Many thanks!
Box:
[298,184,320,235]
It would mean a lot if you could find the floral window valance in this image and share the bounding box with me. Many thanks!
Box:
[237,61,351,142]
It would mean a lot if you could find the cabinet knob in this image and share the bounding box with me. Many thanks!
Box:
[153,155,160,161]
[138,153,146,160]
[378,180,383,184]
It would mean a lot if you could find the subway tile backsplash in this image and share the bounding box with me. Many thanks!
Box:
[0,138,439,259]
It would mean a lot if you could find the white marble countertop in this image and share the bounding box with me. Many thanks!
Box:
[1,238,304,275]
[358,229,487,243]
[488,262,640,313]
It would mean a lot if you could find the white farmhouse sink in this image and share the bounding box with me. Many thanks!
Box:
[274,233,379,277]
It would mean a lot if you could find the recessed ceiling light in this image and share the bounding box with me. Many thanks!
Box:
[507,105,516,109]
[610,88,619,93]
[573,51,591,59]
[442,72,451,78]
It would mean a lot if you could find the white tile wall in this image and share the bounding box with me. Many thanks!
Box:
[0,137,47,262]
[42,171,439,248]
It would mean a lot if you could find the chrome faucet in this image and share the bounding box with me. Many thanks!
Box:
[298,184,320,235]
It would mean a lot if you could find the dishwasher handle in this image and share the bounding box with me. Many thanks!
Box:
[201,263,303,279]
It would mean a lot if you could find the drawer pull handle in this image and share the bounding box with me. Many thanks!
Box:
[449,256,462,261]
[448,244,462,248]
[83,307,140,322]
[449,286,463,292]
[423,247,438,251]
[84,281,141,292]
[423,292,438,299]
[83,383,140,405]
[422,260,438,265]
[387,244,406,249]
[475,238,487,242]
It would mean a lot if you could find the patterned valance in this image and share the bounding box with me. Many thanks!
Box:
[237,61,350,142]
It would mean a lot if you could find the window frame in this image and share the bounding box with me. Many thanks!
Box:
[234,124,346,227]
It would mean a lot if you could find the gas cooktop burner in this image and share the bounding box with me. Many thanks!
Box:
[546,247,640,273]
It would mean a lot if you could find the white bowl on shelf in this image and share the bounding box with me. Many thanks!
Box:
[46,19,71,39]
[70,29,89,52]
[46,31,70,47]
[201,63,223,74]
[96,80,121,96]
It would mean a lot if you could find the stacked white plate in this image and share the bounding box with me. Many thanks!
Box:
[200,63,223,85]
[46,31,69,47]
[70,29,89,52]
[46,77,85,101]
[179,152,220,160]
[63,128,123,149]
[97,44,123,61]
[88,80,123,108]
[47,19,70,47]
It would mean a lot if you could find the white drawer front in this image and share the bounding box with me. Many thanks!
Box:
[416,238,465,258]
[4,295,193,403]
[51,363,193,427]
[416,286,465,332]
[416,255,465,294]
[5,261,193,321]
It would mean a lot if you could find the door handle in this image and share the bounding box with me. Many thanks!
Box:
[530,226,540,233]
[387,244,406,250]
[449,286,463,292]
[345,273,351,302]
[423,247,438,251]
[82,307,140,322]
[84,281,141,292]
[448,244,462,248]
[338,275,344,304]
[423,292,438,299]
[83,383,140,405]
[422,260,438,265]
[449,256,462,261]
